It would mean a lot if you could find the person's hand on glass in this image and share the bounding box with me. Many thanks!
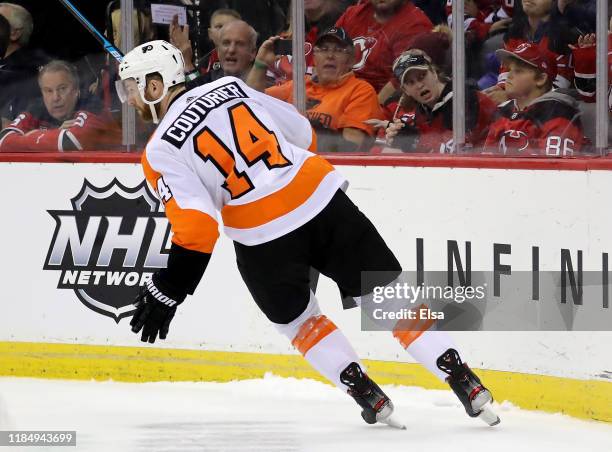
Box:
[569,33,596,50]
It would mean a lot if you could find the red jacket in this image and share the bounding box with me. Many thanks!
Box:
[445,0,496,43]
[0,98,122,152]
[336,0,433,92]
[484,91,584,155]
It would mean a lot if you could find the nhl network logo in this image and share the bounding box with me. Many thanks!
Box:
[43,179,170,322]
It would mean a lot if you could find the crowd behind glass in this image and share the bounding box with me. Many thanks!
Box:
[0,0,609,156]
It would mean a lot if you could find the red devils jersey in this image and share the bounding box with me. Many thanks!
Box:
[336,1,432,92]
[484,91,584,155]
[204,49,220,75]
[496,0,514,18]
[498,37,573,89]
[445,0,495,42]
[0,99,122,152]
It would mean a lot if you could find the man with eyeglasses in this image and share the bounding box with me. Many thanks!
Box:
[248,27,384,152]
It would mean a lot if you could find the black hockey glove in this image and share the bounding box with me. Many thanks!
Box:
[129,273,186,343]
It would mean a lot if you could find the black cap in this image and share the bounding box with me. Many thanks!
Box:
[392,52,432,85]
[315,27,354,48]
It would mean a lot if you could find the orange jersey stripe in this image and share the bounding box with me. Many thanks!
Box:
[292,315,338,356]
[392,304,437,349]
[142,153,220,254]
[221,155,334,230]
[309,128,318,152]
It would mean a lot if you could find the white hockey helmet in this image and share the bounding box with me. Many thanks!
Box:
[116,40,185,122]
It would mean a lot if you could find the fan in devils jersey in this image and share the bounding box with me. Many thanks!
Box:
[385,49,497,153]
[484,42,584,156]
[335,0,433,96]
[0,60,121,152]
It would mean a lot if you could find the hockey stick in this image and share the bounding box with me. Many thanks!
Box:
[56,0,124,62]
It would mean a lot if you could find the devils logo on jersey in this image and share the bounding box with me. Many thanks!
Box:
[352,36,377,71]
[499,130,529,154]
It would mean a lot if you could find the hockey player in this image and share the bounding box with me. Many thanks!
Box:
[117,40,499,428]
[484,42,584,155]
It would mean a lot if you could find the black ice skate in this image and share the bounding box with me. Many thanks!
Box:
[340,362,405,429]
[436,348,501,426]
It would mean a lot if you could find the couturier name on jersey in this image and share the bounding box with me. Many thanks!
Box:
[162,81,248,148]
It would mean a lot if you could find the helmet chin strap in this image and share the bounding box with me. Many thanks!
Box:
[149,103,159,124]
[141,84,167,124]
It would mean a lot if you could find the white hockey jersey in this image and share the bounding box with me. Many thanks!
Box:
[142,77,347,252]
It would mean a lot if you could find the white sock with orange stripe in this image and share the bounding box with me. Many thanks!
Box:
[356,290,459,382]
[274,292,362,391]
[399,329,457,382]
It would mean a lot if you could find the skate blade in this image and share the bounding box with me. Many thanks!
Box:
[477,404,500,426]
[379,415,407,430]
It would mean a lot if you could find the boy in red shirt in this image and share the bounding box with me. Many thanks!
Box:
[484,42,584,155]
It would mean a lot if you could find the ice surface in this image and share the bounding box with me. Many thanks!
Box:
[0,375,610,452]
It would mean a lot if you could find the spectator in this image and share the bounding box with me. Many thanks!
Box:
[485,0,580,105]
[445,0,511,80]
[380,29,452,121]
[0,3,49,127]
[197,0,287,52]
[484,42,584,155]
[174,20,257,87]
[445,0,511,45]
[0,60,121,152]
[170,9,241,77]
[203,9,241,74]
[249,27,384,152]
[385,49,496,153]
[269,0,349,83]
[335,0,433,99]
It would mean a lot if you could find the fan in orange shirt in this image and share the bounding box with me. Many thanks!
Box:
[247,27,384,152]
